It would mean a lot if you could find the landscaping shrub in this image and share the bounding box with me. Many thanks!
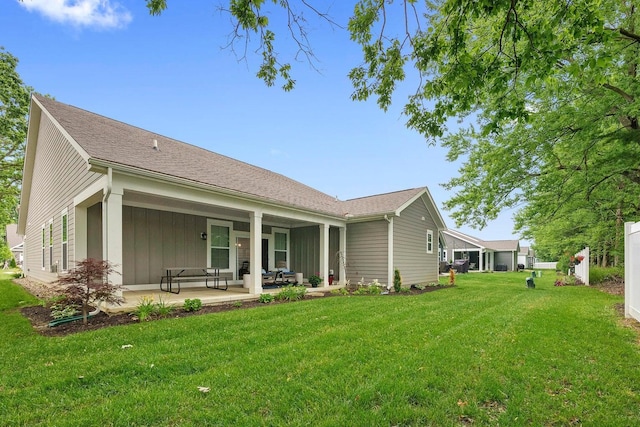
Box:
[56,258,124,324]
[183,298,202,312]
[276,285,306,301]
[590,266,624,285]
[258,293,274,303]
[393,268,402,292]
[135,296,156,321]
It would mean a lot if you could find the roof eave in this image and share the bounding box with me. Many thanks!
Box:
[88,158,346,222]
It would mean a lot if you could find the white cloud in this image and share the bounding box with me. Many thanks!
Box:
[19,0,132,29]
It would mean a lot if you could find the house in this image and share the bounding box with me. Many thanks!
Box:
[17,94,446,295]
[3,224,23,266]
[442,229,520,271]
[518,246,536,269]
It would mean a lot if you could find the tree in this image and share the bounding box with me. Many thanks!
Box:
[145,2,640,256]
[0,48,32,228]
[56,258,124,324]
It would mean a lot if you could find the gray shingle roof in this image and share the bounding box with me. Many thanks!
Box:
[443,229,519,251]
[34,95,432,219]
[342,188,426,216]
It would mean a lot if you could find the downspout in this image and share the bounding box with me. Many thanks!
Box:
[102,167,113,262]
[384,214,393,287]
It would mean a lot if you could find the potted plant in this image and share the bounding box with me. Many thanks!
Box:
[308,274,322,287]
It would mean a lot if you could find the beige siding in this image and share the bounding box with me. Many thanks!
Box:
[345,220,388,284]
[23,114,102,283]
[122,206,207,285]
[394,195,439,284]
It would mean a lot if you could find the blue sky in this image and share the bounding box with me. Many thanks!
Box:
[3,0,527,244]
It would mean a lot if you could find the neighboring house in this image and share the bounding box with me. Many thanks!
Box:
[442,229,520,271]
[18,94,446,294]
[4,224,23,266]
[518,246,536,269]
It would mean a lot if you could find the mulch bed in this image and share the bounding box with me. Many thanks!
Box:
[19,284,452,337]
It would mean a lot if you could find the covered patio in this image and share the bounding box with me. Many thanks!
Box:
[106,282,345,313]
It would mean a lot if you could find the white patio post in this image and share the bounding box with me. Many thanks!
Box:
[102,186,123,287]
[249,211,263,294]
[339,226,347,285]
[320,224,330,287]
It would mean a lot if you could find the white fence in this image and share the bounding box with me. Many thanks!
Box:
[574,247,589,286]
[533,261,557,270]
[625,222,640,321]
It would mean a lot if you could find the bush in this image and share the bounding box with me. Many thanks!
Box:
[154,295,174,317]
[56,258,124,324]
[276,285,306,301]
[258,293,274,303]
[590,266,624,285]
[50,297,79,320]
[135,296,156,321]
[330,288,349,296]
[393,269,402,292]
[183,298,202,312]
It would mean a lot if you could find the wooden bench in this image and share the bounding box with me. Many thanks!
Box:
[160,267,228,294]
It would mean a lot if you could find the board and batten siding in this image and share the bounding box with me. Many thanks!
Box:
[290,226,340,280]
[122,206,207,286]
[393,196,439,284]
[345,220,388,284]
[495,251,516,271]
[24,113,102,283]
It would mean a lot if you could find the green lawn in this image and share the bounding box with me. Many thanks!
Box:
[1,271,639,426]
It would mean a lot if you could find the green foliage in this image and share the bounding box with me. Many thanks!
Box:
[258,293,274,303]
[275,284,306,301]
[136,295,176,320]
[50,300,79,320]
[590,266,624,285]
[330,287,349,296]
[393,268,402,293]
[183,298,202,312]
[352,280,383,295]
[308,274,322,287]
[232,301,243,308]
[135,296,156,322]
[0,242,12,263]
[154,295,174,317]
[144,2,640,260]
[9,257,16,268]
[0,47,32,227]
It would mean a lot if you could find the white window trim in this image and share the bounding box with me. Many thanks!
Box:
[41,224,46,270]
[48,219,54,268]
[272,227,290,270]
[426,229,434,254]
[61,208,68,272]
[207,219,234,272]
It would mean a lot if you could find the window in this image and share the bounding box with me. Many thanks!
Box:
[209,222,230,269]
[41,226,46,269]
[274,231,288,268]
[49,220,54,267]
[426,230,433,254]
[61,209,68,271]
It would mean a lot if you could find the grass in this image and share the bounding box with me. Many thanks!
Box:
[1,270,639,426]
